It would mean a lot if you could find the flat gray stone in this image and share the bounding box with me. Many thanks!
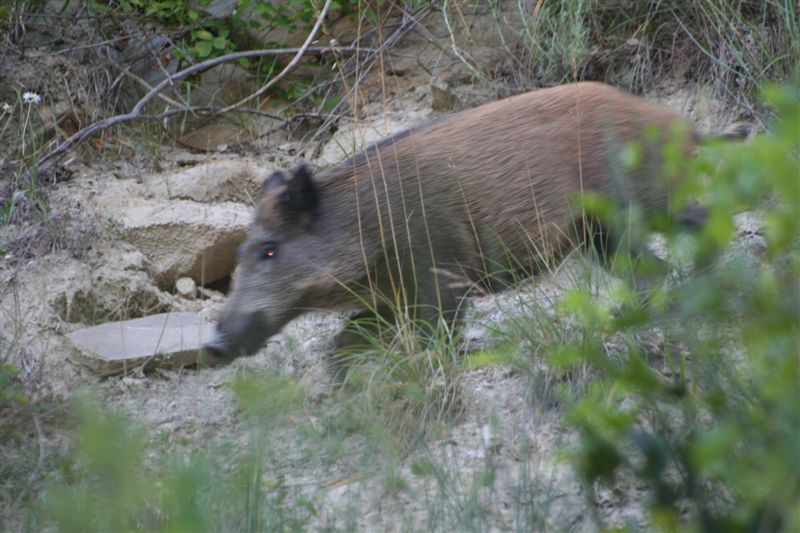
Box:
[67,312,214,376]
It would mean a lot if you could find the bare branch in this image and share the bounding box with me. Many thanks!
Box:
[215,0,334,114]
[308,3,433,142]
[34,0,362,172]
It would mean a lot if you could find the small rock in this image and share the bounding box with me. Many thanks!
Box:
[735,211,764,236]
[119,250,150,271]
[197,286,225,302]
[278,142,298,156]
[200,0,237,18]
[431,77,458,111]
[178,123,250,152]
[176,277,197,299]
[316,110,428,167]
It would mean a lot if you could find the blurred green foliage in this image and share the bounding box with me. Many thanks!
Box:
[41,378,313,532]
[560,83,800,532]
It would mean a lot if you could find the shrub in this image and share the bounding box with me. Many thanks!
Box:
[559,83,799,531]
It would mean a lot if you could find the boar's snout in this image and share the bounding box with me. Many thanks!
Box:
[201,310,270,366]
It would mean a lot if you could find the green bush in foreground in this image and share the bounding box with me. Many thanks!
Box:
[561,83,799,531]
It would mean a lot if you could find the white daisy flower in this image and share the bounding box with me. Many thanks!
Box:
[22,92,41,105]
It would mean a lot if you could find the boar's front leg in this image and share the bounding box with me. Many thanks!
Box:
[329,305,395,383]
[328,276,466,383]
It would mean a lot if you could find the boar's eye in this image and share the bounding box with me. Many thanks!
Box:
[262,242,277,260]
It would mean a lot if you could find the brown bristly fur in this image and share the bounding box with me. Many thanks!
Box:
[205,82,743,363]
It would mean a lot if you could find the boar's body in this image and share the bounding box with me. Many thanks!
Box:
[205,82,703,362]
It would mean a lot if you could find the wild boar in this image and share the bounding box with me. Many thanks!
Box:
[203,82,747,364]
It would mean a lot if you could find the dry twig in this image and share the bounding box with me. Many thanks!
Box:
[34,0,352,173]
[308,3,434,142]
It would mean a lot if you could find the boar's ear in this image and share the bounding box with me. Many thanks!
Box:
[260,170,287,196]
[278,163,318,215]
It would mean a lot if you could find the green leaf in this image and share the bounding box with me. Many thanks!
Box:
[212,36,227,50]
[574,429,624,483]
[690,425,737,476]
[193,41,213,58]
[705,209,734,248]
[546,345,585,368]
[195,29,214,41]
[622,141,643,171]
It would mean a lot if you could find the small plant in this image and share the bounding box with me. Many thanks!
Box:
[87,0,234,61]
[86,0,372,64]
[39,379,316,532]
[331,297,464,449]
[1,91,52,230]
[0,334,68,532]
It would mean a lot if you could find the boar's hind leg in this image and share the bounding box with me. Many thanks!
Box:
[677,203,715,271]
[586,202,710,304]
